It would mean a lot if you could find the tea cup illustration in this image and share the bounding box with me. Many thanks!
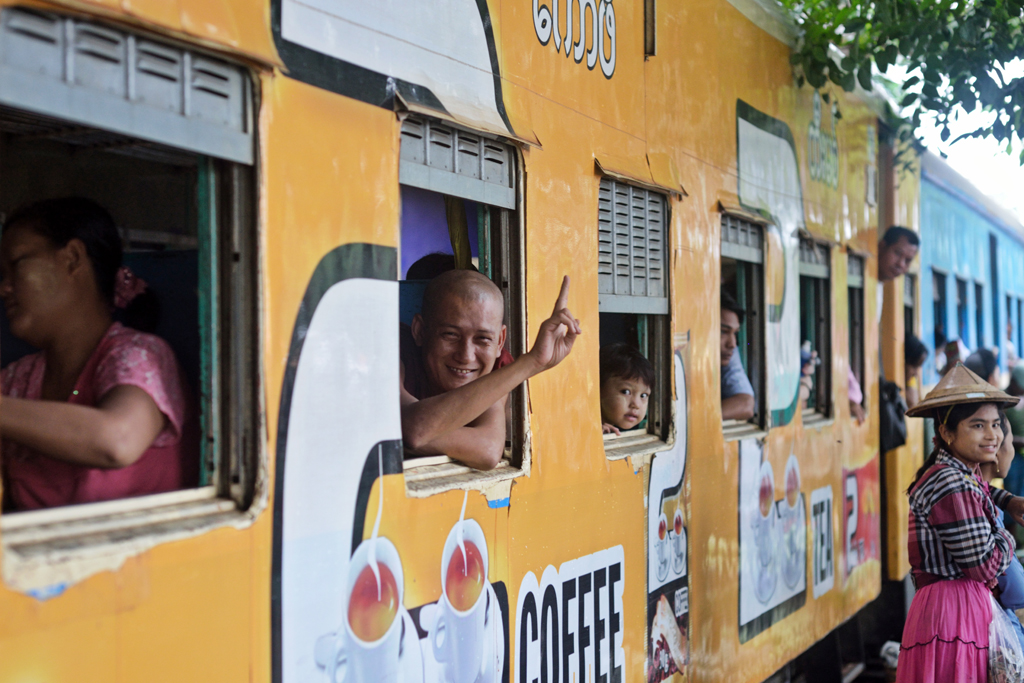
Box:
[753,461,776,570]
[784,456,800,510]
[316,537,405,683]
[656,512,670,581]
[433,519,490,683]
[672,509,686,575]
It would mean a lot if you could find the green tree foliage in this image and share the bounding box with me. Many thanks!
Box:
[776,0,1024,161]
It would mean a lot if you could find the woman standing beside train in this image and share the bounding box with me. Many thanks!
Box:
[897,363,1024,681]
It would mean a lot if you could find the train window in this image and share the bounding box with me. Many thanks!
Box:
[904,273,917,336]
[933,269,948,351]
[597,177,672,459]
[397,115,528,494]
[799,238,832,420]
[956,277,970,345]
[0,9,258,569]
[1015,296,1024,358]
[974,281,985,349]
[848,255,866,408]
[721,214,766,435]
[644,0,657,56]
[1008,295,1014,356]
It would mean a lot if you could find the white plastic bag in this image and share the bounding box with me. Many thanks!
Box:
[990,593,1024,683]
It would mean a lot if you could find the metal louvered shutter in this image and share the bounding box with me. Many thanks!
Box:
[798,238,830,279]
[848,254,865,289]
[597,178,669,314]
[0,7,252,163]
[720,214,763,263]
[399,116,515,209]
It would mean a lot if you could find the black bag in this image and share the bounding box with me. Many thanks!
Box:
[879,378,907,452]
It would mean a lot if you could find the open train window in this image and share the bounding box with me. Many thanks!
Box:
[798,238,831,421]
[848,254,866,409]
[956,277,970,346]
[974,281,985,350]
[721,214,766,437]
[396,115,527,496]
[1015,296,1024,358]
[904,273,917,337]
[933,269,948,353]
[0,8,258,576]
[597,177,672,459]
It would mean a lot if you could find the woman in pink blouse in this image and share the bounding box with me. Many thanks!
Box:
[0,198,198,511]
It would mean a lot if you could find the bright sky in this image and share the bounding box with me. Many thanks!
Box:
[888,60,1024,224]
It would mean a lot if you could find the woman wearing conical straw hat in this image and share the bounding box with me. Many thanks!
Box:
[896,363,1024,682]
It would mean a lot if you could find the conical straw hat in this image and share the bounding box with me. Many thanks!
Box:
[906,362,1020,418]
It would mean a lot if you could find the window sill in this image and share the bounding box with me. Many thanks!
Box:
[801,410,834,430]
[603,432,672,460]
[403,456,523,501]
[722,419,767,442]
[1,487,251,594]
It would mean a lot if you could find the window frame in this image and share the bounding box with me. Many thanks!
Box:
[397,115,530,495]
[933,269,948,351]
[904,272,917,338]
[0,101,263,587]
[974,281,985,350]
[597,177,674,460]
[798,237,832,421]
[848,254,866,408]
[956,276,970,345]
[721,213,767,438]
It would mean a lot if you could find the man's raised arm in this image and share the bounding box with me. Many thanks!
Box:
[402,276,580,468]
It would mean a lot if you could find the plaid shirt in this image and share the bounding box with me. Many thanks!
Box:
[908,450,1015,584]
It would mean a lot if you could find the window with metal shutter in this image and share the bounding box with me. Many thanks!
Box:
[798,238,830,278]
[848,254,864,289]
[597,177,668,314]
[0,7,252,164]
[721,214,763,264]
[399,116,515,209]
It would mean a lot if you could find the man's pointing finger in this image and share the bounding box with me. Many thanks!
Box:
[553,275,570,314]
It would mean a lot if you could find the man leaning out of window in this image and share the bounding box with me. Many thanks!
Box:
[721,290,755,421]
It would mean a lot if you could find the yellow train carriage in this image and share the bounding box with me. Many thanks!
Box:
[0,1,921,682]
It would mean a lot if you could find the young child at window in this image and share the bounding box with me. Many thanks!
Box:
[600,343,654,435]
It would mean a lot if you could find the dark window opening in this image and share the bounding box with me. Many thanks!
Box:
[799,238,831,418]
[848,255,866,407]
[0,105,257,512]
[721,215,765,430]
[956,277,969,346]
[975,281,985,351]
[933,269,948,360]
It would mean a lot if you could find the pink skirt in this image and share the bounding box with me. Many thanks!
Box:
[896,577,991,683]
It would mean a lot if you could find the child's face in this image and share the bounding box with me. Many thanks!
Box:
[600,376,651,431]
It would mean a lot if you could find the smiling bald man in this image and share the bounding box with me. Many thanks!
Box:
[400,270,580,470]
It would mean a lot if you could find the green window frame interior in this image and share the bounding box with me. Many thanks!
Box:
[721,214,766,427]
[848,254,865,404]
[799,238,831,417]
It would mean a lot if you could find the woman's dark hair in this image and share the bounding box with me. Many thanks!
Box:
[905,334,928,369]
[907,401,1005,493]
[965,348,998,382]
[600,343,655,390]
[721,289,746,324]
[4,198,159,332]
[882,226,920,247]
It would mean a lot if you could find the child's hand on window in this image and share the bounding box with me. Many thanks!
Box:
[602,422,621,435]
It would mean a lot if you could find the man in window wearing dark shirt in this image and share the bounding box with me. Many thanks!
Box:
[400,270,579,470]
